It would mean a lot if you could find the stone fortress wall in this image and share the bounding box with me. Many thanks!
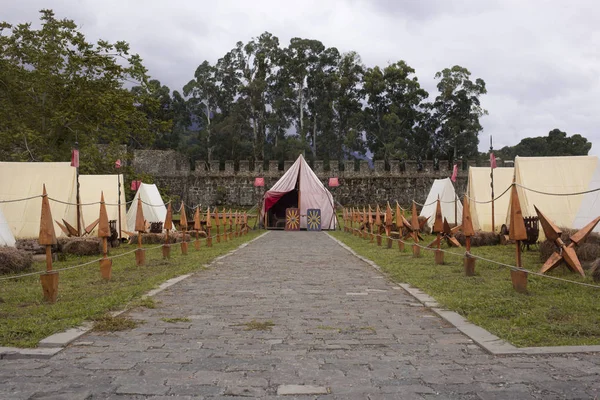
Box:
[132,150,508,208]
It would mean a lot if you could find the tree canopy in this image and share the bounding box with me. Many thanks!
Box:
[496,129,592,160]
[2,11,590,173]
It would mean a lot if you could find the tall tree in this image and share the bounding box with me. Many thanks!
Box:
[183,61,219,161]
[280,38,326,155]
[363,61,429,164]
[0,10,153,172]
[431,65,487,162]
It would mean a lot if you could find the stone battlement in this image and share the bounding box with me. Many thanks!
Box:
[133,150,507,178]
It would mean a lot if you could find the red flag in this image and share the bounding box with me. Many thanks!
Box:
[70,149,79,168]
[328,177,339,187]
[131,180,141,191]
[490,152,497,169]
[451,164,458,182]
[254,177,264,187]
[115,159,122,169]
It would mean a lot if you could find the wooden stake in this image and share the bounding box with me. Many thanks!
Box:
[39,185,59,303]
[215,208,221,243]
[98,192,112,280]
[163,203,173,259]
[222,207,228,242]
[462,195,476,275]
[180,201,188,255]
[135,197,145,266]
[194,206,201,250]
[509,185,527,292]
[206,207,213,247]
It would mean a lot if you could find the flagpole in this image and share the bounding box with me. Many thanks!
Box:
[75,141,81,236]
[117,171,122,241]
[490,136,495,233]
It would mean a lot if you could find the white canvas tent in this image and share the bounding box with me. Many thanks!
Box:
[511,156,598,233]
[70,175,127,237]
[126,183,167,232]
[261,155,336,230]
[419,178,462,227]
[0,208,16,247]
[0,162,78,238]
[468,166,514,232]
[573,162,600,233]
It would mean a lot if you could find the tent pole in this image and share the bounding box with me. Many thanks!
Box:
[455,195,457,226]
[117,173,122,240]
[490,136,495,233]
[75,141,81,237]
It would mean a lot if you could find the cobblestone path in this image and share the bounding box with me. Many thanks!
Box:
[1,231,599,399]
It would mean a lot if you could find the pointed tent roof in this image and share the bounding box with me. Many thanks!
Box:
[126,183,168,232]
[419,178,462,227]
[261,155,336,229]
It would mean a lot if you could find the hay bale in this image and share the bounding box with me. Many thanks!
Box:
[590,259,600,282]
[60,237,102,256]
[0,247,33,275]
[15,239,45,254]
[417,216,431,234]
[539,227,600,264]
[454,231,501,247]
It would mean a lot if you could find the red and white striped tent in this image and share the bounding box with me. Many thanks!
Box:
[261,155,337,230]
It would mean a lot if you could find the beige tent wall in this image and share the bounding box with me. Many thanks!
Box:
[0,162,77,238]
[468,167,514,232]
[74,175,126,236]
[512,156,598,233]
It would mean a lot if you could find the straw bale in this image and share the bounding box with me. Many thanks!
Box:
[0,247,33,274]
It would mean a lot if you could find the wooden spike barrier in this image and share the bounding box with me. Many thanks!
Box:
[135,197,146,266]
[206,208,213,247]
[462,196,476,276]
[163,203,173,259]
[509,185,528,292]
[98,192,112,280]
[39,185,59,303]
[228,209,233,240]
[180,202,188,255]
[222,208,228,242]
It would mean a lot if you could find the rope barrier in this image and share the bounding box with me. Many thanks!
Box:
[344,227,600,290]
[0,227,249,282]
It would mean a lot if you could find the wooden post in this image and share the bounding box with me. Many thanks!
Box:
[234,210,239,238]
[135,197,145,266]
[244,211,248,234]
[433,198,444,265]
[215,208,221,243]
[39,185,58,303]
[180,201,188,255]
[395,203,405,252]
[462,195,476,276]
[98,192,112,280]
[375,205,382,246]
[509,185,528,293]
[228,208,233,240]
[385,202,393,248]
[193,206,201,250]
[206,207,213,247]
[222,207,228,242]
[411,202,420,257]
[163,203,172,259]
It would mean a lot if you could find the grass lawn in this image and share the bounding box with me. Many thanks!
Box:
[330,227,600,347]
[0,230,262,348]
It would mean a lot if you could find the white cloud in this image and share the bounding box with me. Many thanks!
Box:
[3,0,599,155]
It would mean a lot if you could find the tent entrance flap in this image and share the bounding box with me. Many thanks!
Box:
[266,190,298,229]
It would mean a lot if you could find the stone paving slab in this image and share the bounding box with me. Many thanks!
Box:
[1,231,600,399]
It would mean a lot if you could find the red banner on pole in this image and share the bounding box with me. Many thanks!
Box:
[254,177,264,187]
[115,159,122,169]
[490,152,497,169]
[71,149,79,168]
[328,177,339,187]
[131,180,141,191]
[451,164,458,182]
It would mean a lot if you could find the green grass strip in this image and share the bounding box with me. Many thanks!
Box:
[0,231,261,348]
[330,229,600,347]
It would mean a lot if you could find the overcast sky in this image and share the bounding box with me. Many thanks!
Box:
[3,0,599,155]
